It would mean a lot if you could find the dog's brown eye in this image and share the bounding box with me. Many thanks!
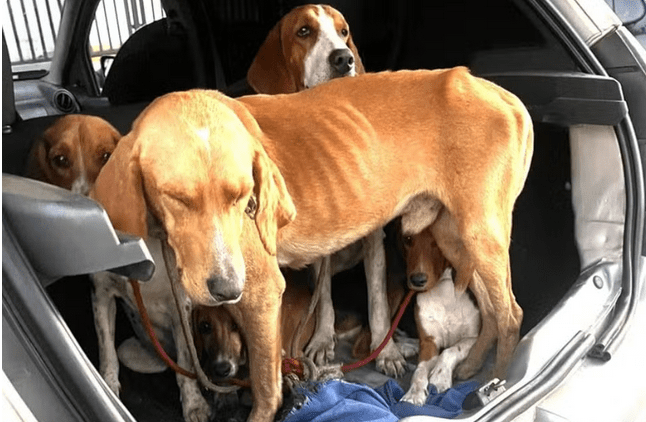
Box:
[100,151,111,164]
[403,236,412,247]
[198,321,212,334]
[341,28,348,37]
[297,26,311,37]
[52,154,71,169]
[245,195,257,219]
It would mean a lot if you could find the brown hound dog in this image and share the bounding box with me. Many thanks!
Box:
[247,4,407,375]
[92,68,533,421]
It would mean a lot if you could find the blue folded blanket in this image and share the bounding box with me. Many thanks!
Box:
[283,379,480,422]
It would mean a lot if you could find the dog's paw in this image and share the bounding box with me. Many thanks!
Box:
[182,393,211,422]
[428,365,452,393]
[102,370,121,396]
[401,386,427,406]
[304,334,336,365]
[455,357,482,380]
[375,341,407,378]
[396,339,420,359]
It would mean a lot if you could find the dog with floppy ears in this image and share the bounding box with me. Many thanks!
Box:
[26,114,121,195]
[25,116,214,418]
[231,3,409,376]
[399,226,482,404]
[91,67,533,422]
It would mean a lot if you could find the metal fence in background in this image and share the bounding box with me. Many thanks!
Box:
[3,0,164,68]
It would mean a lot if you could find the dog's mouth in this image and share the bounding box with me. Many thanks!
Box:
[407,272,429,292]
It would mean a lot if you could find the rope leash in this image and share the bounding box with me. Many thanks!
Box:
[281,288,416,378]
[129,277,242,391]
[130,277,415,387]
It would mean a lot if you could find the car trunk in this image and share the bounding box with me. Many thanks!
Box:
[3,0,642,421]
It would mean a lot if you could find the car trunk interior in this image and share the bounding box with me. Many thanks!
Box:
[3,0,629,421]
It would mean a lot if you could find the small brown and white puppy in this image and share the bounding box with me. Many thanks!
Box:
[247,4,364,94]
[400,227,481,404]
[26,114,120,195]
[192,270,315,383]
[248,4,404,376]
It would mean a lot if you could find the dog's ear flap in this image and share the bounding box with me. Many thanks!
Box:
[347,34,365,75]
[251,146,296,256]
[25,137,48,181]
[247,21,297,94]
[91,134,148,239]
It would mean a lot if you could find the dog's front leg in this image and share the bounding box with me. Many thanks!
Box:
[429,337,477,393]
[363,229,407,377]
[304,256,336,364]
[230,276,284,422]
[172,309,212,422]
[91,273,121,395]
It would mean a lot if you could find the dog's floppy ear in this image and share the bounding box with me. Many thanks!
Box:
[91,134,148,239]
[347,34,365,75]
[247,21,297,94]
[25,137,48,181]
[251,145,296,255]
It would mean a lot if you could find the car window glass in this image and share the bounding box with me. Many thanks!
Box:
[2,0,164,81]
[2,0,62,77]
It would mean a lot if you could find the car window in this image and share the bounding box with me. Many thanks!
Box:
[2,0,62,77]
[90,0,165,88]
[2,0,164,82]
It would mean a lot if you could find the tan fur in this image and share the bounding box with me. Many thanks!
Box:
[89,96,293,421]
[26,115,121,194]
[247,4,364,94]
[91,94,295,305]
[93,68,532,421]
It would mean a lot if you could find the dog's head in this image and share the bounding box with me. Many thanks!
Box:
[27,115,121,195]
[247,4,365,94]
[91,91,295,306]
[192,305,246,380]
[402,226,450,292]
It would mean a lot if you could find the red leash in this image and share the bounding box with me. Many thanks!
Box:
[129,279,198,379]
[282,289,416,377]
[131,277,414,384]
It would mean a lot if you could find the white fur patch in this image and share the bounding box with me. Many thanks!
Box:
[195,127,210,151]
[303,5,355,89]
[402,269,481,404]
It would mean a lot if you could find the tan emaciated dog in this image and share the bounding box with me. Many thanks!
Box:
[92,67,533,422]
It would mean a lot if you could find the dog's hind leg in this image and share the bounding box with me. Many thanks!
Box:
[304,256,336,365]
[364,228,407,377]
[91,273,121,395]
[455,224,521,381]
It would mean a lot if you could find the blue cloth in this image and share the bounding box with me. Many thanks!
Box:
[284,379,480,422]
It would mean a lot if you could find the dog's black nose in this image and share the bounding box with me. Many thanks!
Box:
[409,272,428,288]
[207,276,242,303]
[212,361,235,379]
[329,48,354,75]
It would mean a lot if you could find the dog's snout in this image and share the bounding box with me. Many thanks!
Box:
[329,49,354,74]
[207,276,242,304]
[212,361,235,379]
[409,272,428,288]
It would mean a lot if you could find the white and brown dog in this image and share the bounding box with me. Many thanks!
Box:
[247,4,364,94]
[247,4,406,376]
[400,227,481,404]
[26,114,120,195]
